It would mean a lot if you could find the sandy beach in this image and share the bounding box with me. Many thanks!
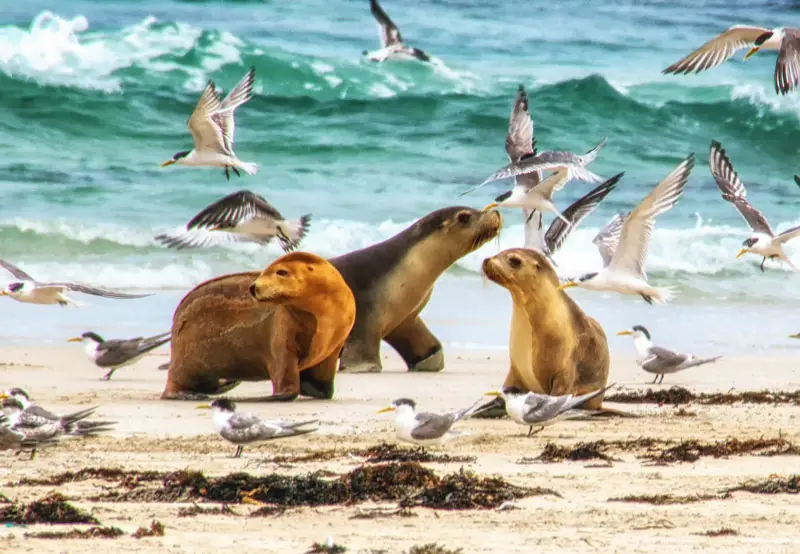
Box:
[0,344,798,553]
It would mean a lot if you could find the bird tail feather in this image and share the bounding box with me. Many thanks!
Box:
[681,355,723,370]
[453,397,490,422]
[60,406,99,424]
[579,136,607,165]
[650,286,677,304]
[236,161,258,176]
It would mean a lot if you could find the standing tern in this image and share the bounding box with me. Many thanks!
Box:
[155,190,311,252]
[68,331,172,380]
[197,398,318,458]
[376,397,483,447]
[709,140,800,272]
[483,385,614,436]
[663,26,800,95]
[557,154,695,304]
[0,258,152,306]
[160,67,258,180]
[617,326,723,384]
[363,0,430,63]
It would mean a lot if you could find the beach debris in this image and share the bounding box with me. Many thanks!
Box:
[349,507,416,520]
[520,441,619,464]
[406,544,464,554]
[696,528,739,537]
[0,493,98,525]
[24,526,124,540]
[132,519,165,539]
[608,493,720,505]
[606,387,800,406]
[723,474,799,495]
[176,503,239,517]
[307,536,346,553]
[642,437,799,465]
[360,443,476,464]
[496,500,520,511]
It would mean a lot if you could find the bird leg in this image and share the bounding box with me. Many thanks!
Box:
[652,374,659,384]
[527,425,544,437]
[640,294,654,305]
[101,369,117,381]
[760,257,767,272]
[232,166,241,177]
[224,167,231,181]
[233,445,244,458]
[657,374,665,384]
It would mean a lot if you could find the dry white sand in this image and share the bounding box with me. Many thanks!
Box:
[1,344,799,553]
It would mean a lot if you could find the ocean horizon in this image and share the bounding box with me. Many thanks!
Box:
[1,1,799,355]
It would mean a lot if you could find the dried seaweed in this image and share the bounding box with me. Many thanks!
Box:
[696,528,739,537]
[359,443,476,464]
[10,467,164,488]
[608,493,720,505]
[88,463,551,510]
[527,441,618,463]
[642,438,799,464]
[307,540,347,553]
[407,544,464,554]
[0,493,99,525]
[723,475,799,495]
[24,526,124,539]
[249,506,288,517]
[132,519,165,539]
[349,507,416,520]
[606,387,800,406]
[176,503,239,517]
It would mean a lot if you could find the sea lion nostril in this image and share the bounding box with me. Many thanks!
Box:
[249,284,257,297]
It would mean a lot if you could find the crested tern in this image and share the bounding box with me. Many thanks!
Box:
[363,0,430,63]
[155,190,311,252]
[484,384,614,436]
[557,154,695,304]
[663,26,800,95]
[461,137,607,198]
[0,258,152,306]
[161,67,258,180]
[709,140,800,272]
[197,398,318,458]
[68,331,172,380]
[617,326,723,384]
[376,397,483,447]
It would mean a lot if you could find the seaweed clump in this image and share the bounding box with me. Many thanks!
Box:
[406,544,464,554]
[360,443,476,464]
[723,475,800,495]
[24,526,124,540]
[643,438,799,464]
[132,520,165,539]
[530,441,618,463]
[608,493,719,505]
[0,493,99,525]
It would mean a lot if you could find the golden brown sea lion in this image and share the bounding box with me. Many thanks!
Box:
[162,251,355,401]
[481,248,609,408]
[162,206,502,399]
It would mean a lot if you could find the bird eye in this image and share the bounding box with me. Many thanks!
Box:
[276,269,289,277]
[457,212,471,224]
[508,256,522,269]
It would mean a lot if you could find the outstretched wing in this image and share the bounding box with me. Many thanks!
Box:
[187,80,229,155]
[43,284,153,299]
[505,84,535,163]
[663,25,770,74]
[187,190,285,231]
[592,212,625,267]
[370,0,403,47]
[211,67,255,153]
[610,154,694,279]
[0,258,36,281]
[154,229,272,250]
[775,28,800,95]
[545,172,624,255]
[709,140,773,236]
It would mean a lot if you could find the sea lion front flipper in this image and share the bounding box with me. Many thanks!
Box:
[384,314,444,372]
[300,353,338,399]
[339,313,383,373]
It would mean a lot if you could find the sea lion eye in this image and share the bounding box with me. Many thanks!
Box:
[457,212,471,224]
[276,269,289,277]
[508,256,522,269]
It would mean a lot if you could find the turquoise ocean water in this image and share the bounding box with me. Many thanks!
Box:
[0,1,799,356]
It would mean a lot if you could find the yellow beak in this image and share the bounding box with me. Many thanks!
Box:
[0,291,6,296]
[482,202,499,212]
[67,337,83,343]
[376,406,395,414]
[557,281,577,291]
[160,159,176,167]
[735,248,748,259]
[195,404,211,410]
[0,392,8,400]
[483,391,501,397]
[616,330,633,336]
[789,333,800,339]
[743,47,759,61]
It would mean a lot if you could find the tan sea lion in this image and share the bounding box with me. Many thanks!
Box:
[162,251,355,401]
[481,248,609,408]
[330,206,502,373]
